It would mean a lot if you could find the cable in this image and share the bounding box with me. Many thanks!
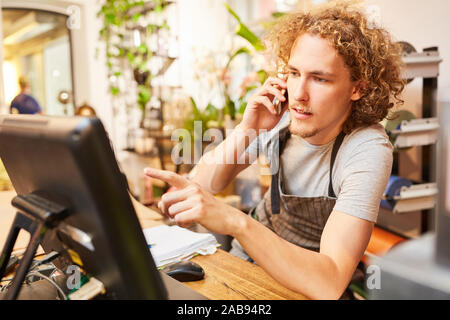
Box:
[29,251,60,272]
[2,250,68,299]
[1,278,13,292]
[26,271,67,300]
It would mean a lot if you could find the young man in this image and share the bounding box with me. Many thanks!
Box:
[145,4,405,299]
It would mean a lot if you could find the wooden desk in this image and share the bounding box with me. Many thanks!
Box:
[0,190,307,300]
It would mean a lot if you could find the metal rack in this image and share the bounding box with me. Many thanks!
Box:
[379,47,442,235]
[369,93,450,300]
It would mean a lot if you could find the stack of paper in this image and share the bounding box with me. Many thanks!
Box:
[143,225,219,268]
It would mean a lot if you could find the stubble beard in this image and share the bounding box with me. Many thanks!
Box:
[289,120,319,138]
[288,105,319,138]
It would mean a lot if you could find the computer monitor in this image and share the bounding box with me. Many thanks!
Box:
[0,115,167,299]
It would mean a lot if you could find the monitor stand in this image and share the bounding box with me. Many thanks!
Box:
[0,191,69,300]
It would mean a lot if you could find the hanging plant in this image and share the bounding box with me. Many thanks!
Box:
[98,0,172,127]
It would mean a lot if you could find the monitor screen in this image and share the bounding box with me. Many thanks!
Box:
[0,115,167,299]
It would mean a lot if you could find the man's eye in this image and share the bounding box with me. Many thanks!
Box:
[315,77,328,83]
[289,71,299,77]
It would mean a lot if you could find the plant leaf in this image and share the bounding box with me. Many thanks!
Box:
[111,86,120,96]
[132,13,141,22]
[238,99,247,114]
[224,3,241,22]
[138,43,148,55]
[271,11,287,19]
[257,69,268,84]
[235,23,264,51]
[205,103,218,121]
[137,85,151,108]
[226,47,251,69]
[223,97,236,119]
[190,97,202,119]
[224,3,264,51]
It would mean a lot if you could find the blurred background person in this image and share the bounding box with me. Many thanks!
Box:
[10,76,42,115]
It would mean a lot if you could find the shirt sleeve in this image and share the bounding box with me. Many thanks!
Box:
[10,101,15,113]
[28,96,42,113]
[333,136,393,223]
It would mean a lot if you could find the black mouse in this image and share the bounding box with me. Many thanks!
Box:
[162,260,205,282]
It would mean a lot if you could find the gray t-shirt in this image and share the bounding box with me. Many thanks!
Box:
[247,112,393,223]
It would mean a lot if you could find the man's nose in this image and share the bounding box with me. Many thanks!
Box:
[292,78,309,102]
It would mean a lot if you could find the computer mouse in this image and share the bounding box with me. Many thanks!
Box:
[162,260,205,282]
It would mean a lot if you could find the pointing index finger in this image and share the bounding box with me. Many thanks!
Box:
[144,168,189,189]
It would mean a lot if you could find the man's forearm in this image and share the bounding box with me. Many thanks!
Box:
[232,215,348,300]
[192,124,258,194]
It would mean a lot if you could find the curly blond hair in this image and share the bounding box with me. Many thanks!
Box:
[265,1,405,133]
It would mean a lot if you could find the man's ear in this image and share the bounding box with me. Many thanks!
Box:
[350,81,366,101]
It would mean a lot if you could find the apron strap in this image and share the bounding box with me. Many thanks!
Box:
[271,130,345,214]
[328,131,346,198]
[270,128,290,215]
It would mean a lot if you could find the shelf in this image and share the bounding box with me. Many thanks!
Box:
[402,51,442,79]
[382,182,438,214]
[378,46,442,241]
[391,117,439,148]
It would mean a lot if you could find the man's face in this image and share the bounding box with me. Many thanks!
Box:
[286,33,361,145]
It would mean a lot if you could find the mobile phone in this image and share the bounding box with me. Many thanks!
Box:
[273,89,288,115]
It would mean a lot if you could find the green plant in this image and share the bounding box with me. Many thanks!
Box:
[98,0,171,127]
[184,4,282,136]
[221,4,270,119]
[184,98,220,142]
[222,4,289,118]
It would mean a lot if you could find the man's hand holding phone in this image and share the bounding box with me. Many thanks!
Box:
[240,75,288,134]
